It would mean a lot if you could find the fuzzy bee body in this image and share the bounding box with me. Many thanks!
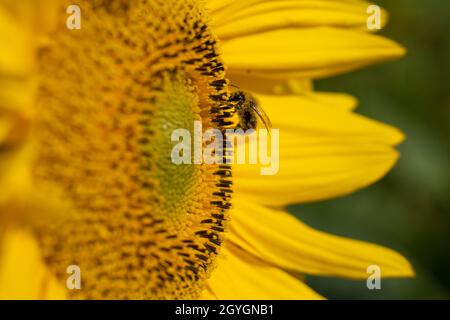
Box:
[229,89,271,132]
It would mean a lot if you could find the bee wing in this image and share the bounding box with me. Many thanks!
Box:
[251,102,272,131]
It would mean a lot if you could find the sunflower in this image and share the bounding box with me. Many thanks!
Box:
[0,0,413,299]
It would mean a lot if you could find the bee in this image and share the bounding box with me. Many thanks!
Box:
[228,86,272,132]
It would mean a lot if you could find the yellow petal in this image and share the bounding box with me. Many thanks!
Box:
[233,94,404,205]
[261,94,403,144]
[0,73,37,114]
[227,73,313,95]
[212,0,388,40]
[0,114,13,144]
[207,244,323,299]
[0,1,58,112]
[0,6,34,77]
[229,199,415,279]
[199,286,218,300]
[0,109,31,149]
[0,0,59,47]
[0,140,34,206]
[0,229,66,299]
[222,27,406,80]
[208,0,236,13]
[306,92,359,111]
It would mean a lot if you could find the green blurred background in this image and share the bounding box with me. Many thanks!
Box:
[290,0,450,299]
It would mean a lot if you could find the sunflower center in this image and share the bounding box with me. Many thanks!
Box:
[30,0,232,299]
[151,72,201,218]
